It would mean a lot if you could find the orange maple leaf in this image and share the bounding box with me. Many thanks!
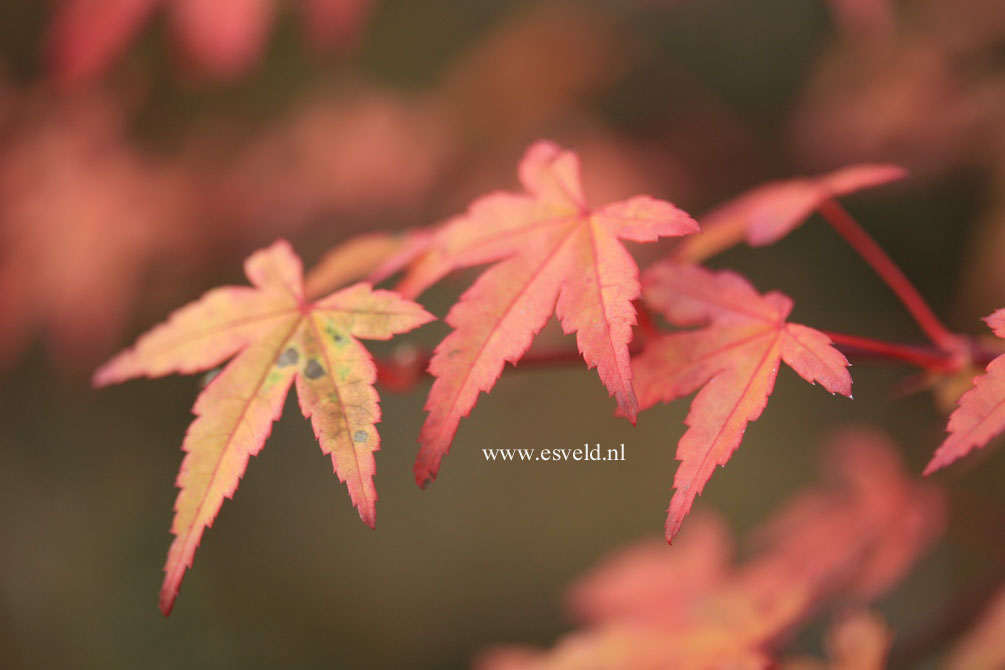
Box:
[398,140,698,486]
[303,228,433,300]
[672,163,905,263]
[632,262,852,540]
[93,239,433,615]
[925,309,1005,474]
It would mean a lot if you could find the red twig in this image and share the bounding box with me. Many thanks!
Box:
[375,342,647,391]
[817,198,962,353]
[375,329,996,392]
[823,331,960,372]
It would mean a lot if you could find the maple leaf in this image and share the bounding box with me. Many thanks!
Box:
[93,240,433,615]
[399,140,698,486]
[925,309,1005,474]
[632,261,852,541]
[671,163,905,263]
[303,228,433,300]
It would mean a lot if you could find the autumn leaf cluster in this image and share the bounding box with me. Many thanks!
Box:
[3,1,1003,668]
[96,141,1005,623]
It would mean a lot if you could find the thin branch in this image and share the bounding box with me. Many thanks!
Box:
[374,329,999,392]
[823,331,961,372]
[374,344,633,392]
[817,198,962,353]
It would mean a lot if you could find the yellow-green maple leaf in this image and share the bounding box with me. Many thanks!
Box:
[94,239,433,615]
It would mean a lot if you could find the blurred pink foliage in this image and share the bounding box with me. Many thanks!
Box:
[477,430,944,670]
[793,0,1005,175]
[825,0,894,38]
[0,81,458,375]
[0,93,197,370]
[435,5,627,141]
[213,90,453,237]
[46,0,373,84]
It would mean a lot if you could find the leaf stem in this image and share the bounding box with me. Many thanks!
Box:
[822,331,960,372]
[374,345,618,391]
[817,198,962,353]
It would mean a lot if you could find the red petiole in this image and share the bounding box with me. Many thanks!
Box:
[817,198,963,354]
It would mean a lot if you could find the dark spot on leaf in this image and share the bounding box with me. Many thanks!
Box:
[304,359,325,379]
[277,347,299,367]
[325,324,347,346]
[353,430,368,443]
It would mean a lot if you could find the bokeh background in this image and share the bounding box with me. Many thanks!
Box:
[0,0,1003,668]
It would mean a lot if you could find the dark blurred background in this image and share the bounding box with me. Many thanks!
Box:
[0,0,1002,667]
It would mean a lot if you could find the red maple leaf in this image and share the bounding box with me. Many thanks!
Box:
[925,309,1005,474]
[672,163,905,263]
[93,240,433,614]
[632,262,852,541]
[397,140,698,486]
